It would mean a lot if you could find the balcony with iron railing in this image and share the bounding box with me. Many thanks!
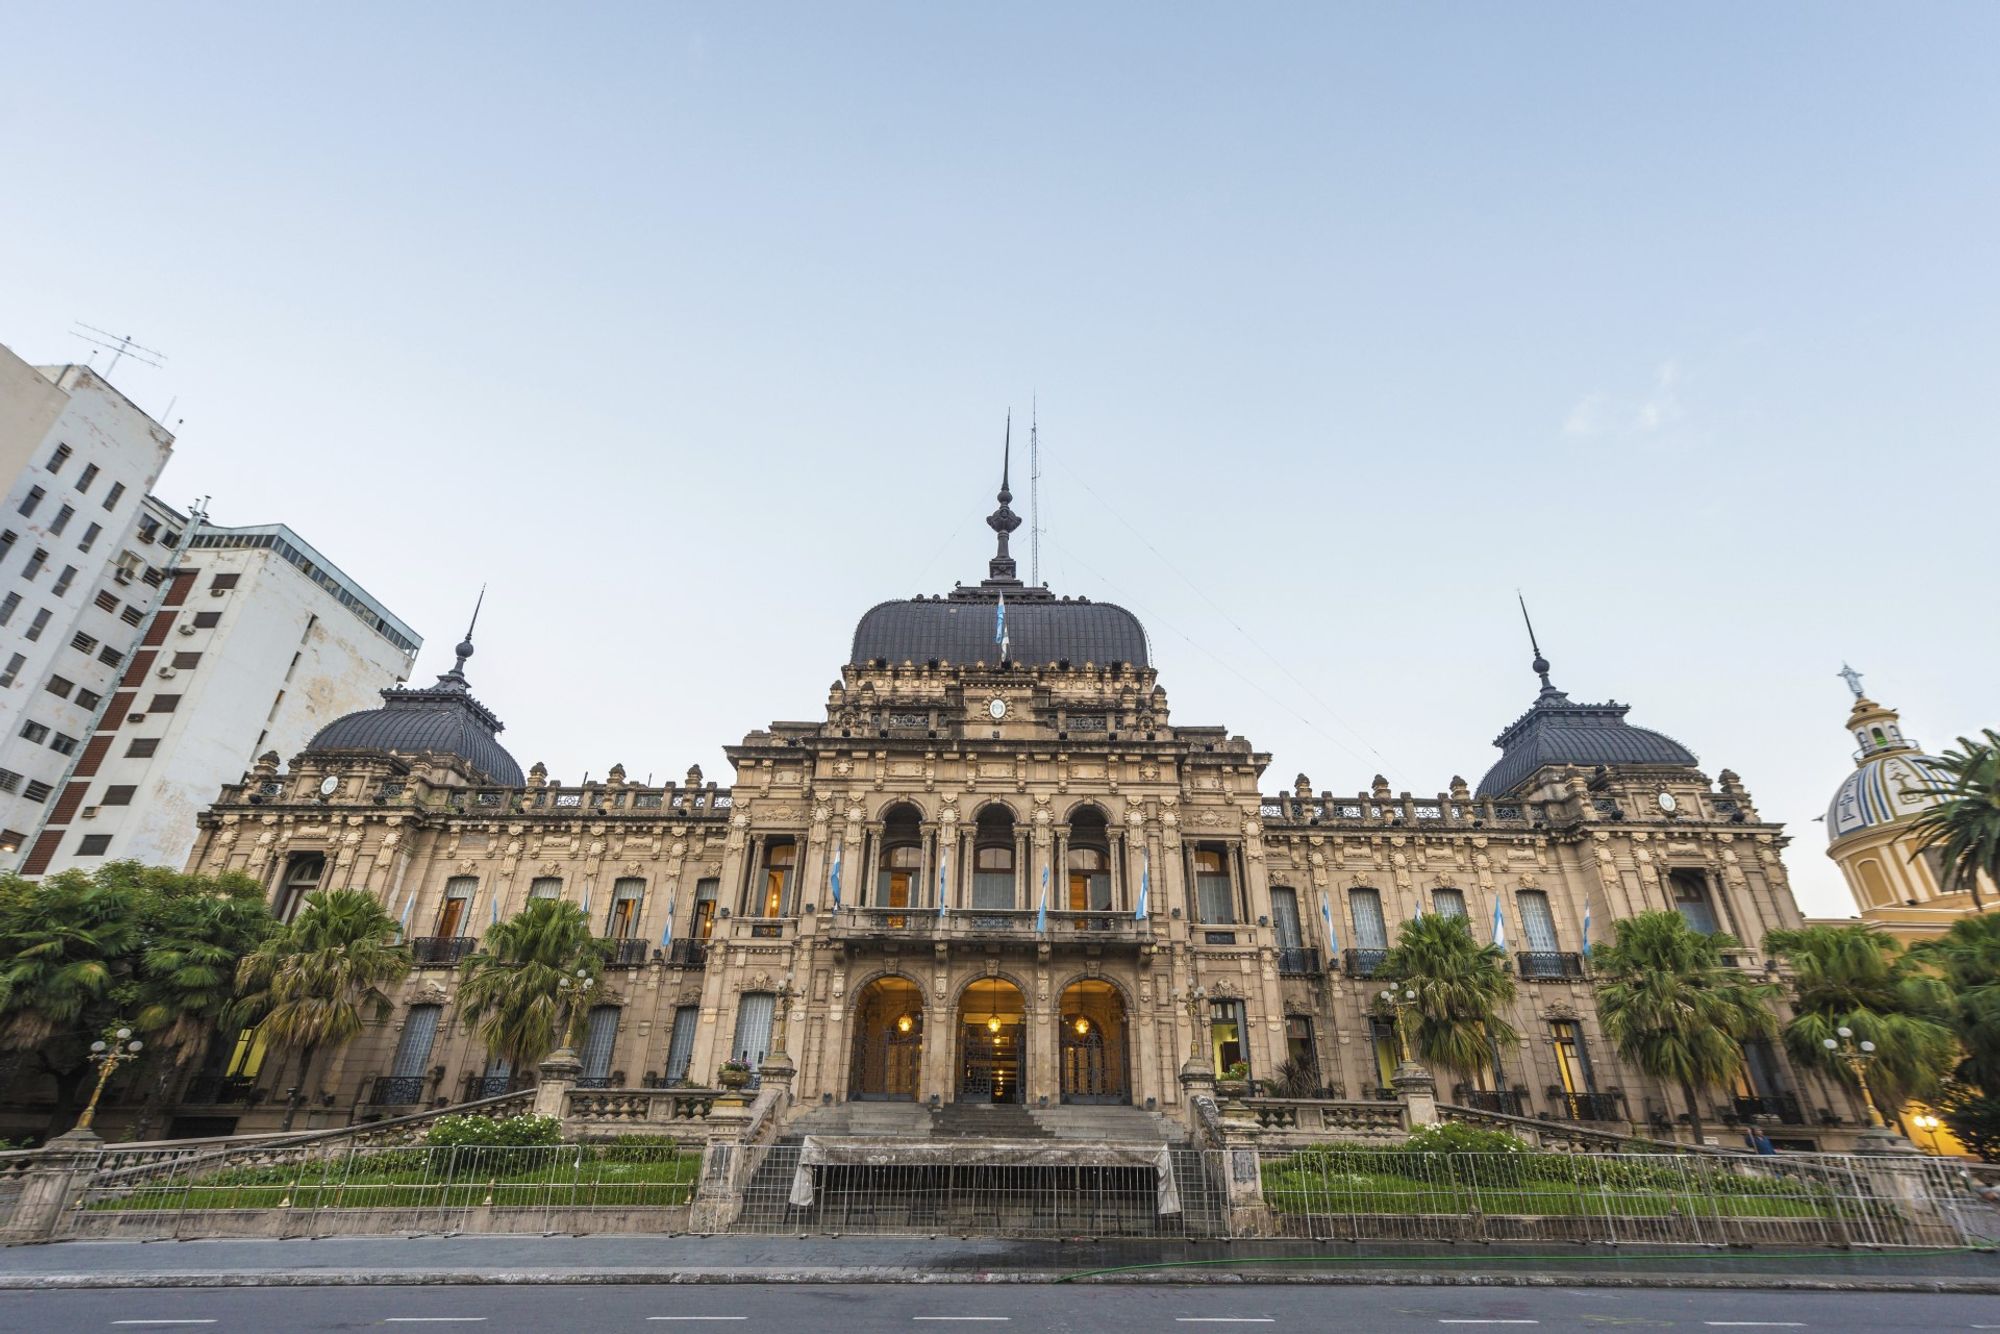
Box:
[409,936,476,967]
[1452,1085,1528,1117]
[823,905,1152,945]
[178,1074,258,1106]
[368,1074,429,1106]
[1733,1092,1805,1125]
[605,937,651,968]
[1547,1086,1625,1122]
[1516,951,1586,981]
[1342,948,1388,979]
[666,937,709,969]
[1276,947,1323,977]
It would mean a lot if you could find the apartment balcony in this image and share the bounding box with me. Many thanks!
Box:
[606,937,651,968]
[409,936,476,967]
[1547,1086,1625,1122]
[1342,948,1388,979]
[666,938,709,969]
[1276,947,1324,977]
[1517,951,1587,981]
[823,906,1151,948]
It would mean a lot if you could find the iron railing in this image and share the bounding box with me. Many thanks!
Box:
[606,938,650,968]
[409,936,476,967]
[1453,1086,1528,1116]
[1276,947,1323,976]
[368,1075,427,1106]
[666,938,709,968]
[1517,951,1586,980]
[178,1075,257,1106]
[824,906,1151,943]
[1547,1087,1624,1122]
[1343,948,1388,979]
[1735,1092,1806,1125]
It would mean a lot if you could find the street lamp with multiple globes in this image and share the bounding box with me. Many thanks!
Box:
[1822,1025,1917,1152]
[73,1025,144,1136]
[1378,986,1419,1065]
[553,966,599,1057]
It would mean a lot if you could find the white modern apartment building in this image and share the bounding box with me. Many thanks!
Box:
[0,345,176,858]
[19,499,421,876]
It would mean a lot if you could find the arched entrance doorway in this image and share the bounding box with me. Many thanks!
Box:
[1059,979,1130,1104]
[956,976,1026,1104]
[848,977,924,1101]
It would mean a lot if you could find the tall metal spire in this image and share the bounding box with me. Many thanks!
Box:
[440,586,485,687]
[985,412,1022,583]
[1517,593,1560,698]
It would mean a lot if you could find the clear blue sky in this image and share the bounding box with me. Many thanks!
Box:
[3,4,1994,917]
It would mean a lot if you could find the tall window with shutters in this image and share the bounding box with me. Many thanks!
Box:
[434,877,475,938]
[1348,887,1388,950]
[1551,1019,1596,1094]
[1269,887,1304,949]
[389,1005,442,1082]
[664,1006,700,1084]
[1194,847,1235,923]
[1432,887,1467,918]
[1517,891,1559,952]
[579,1005,621,1085]
[275,853,324,923]
[731,993,776,1082]
[758,843,795,917]
[972,807,1017,910]
[1669,869,1722,934]
[529,876,562,901]
[608,878,644,937]
[692,878,718,939]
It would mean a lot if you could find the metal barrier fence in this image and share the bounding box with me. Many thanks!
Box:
[44,1140,700,1241]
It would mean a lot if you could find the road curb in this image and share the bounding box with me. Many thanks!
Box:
[4,1269,1998,1293]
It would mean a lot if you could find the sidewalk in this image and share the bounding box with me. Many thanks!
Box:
[2,1235,1996,1292]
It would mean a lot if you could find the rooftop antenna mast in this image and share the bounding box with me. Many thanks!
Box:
[1029,396,1042,587]
[69,322,167,378]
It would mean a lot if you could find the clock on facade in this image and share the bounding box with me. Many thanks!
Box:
[987,698,1008,721]
[319,775,342,797]
[1656,790,1677,813]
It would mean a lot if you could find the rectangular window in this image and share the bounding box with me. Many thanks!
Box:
[1348,887,1388,950]
[50,733,78,756]
[97,646,122,667]
[26,608,50,640]
[171,651,202,669]
[664,1006,700,1084]
[730,994,774,1072]
[528,876,562,900]
[1517,890,1560,952]
[76,462,98,492]
[972,843,1015,911]
[580,1005,621,1082]
[22,548,45,579]
[1670,869,1721,934]
[1433,887,1468,918]
[1194,847,1236,923]
[149,693,181,713]
[19,485,46,517]
[0,592,17,625]
[49,504,74,536]
[125,737,159,758]
[78,521,101,552]
[71,631,97,653]
[210,572,239,591]
[103,481,126,510]
[758,842,794,916]
[0,653,23,688]
[0,770,22,794]
[1285,1014,1320,1088]
[1269,886,1304,950]
[76,833,111,856]
[52,564,76,596]
[276,853,325,922]
[46,444,70,473]
[102,785,136,806]
[1551,1020,1595,1094]
[20,721,49,743]
[692,877,719,939]
[608,877,644,937]
[120,605,143,626]
[1209,998,1249,1077]
[389,1005,443,1079]
[46,676,73,700]
[434,876,477,938]
[24,780,54,802]
[193,610,221,628]
[0,529,13,563]
[75,688,101,710]
[137,517,160,544]
[0,827,24,849]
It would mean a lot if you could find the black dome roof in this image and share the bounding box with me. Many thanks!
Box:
[1476,676,1698,799]
[852,593,1148,668]
[304,633,523,787]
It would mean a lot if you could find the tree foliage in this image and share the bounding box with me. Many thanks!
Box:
[1907,728,2000,912]
[1378,912,1518,1083]
[455,898,610,1075]
[1591,910,1778,1145]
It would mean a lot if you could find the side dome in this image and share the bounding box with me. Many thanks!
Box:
[1826,752,1952,843]
[1475,646,1699,798]
[304,626,524,787]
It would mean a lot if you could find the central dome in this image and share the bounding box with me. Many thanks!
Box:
[852,593,1148,668]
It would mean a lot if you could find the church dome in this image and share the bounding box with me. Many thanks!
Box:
[1824,682,1949,845]
[1475,631,1698,798]
[304,612,524,787]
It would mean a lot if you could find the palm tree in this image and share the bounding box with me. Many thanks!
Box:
[230,888,411,1130]
[1907,728,2000,912]
[456,898,609,1079]
[1377,912,1518,1087]
[1592,910,1779,1146]
[1766,924,1958,1125]
[1914,912,2000,1097]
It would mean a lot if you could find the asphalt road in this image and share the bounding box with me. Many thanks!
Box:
[2,1285,1997,1334]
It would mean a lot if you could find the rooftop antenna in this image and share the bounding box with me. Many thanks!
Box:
[1029,396,1042,587]
[69,322,167,377]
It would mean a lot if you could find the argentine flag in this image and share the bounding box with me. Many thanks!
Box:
[995,592,1008,661]
[1491,897,1508,952]
[1035,864,1049,933]
[937,845,950,917]
[1319,890,1339,954]
[829,841,844,910]
[660,892,675,952]
[1134,849,1151,921]
[489,893,500,928]
[1580,902,1592,958]
[398,885,417,935]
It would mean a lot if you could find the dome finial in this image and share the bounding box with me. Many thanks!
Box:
[1837,662,1865,700]
[985,412,1022,582]
[439,586,485,688]
[1518,591,1558,697]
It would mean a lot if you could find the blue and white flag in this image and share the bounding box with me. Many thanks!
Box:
[995,592,1008,661]
[1580,902,1592,958]
[660,892,675,951]
[580,884,591,920]
[937,845,950,917]
[1035,864,1049,933]
[1134,849,1151,921]
[1319,890,1340,954]
[1490,897,1508,952]
[489,893,500,928]
[828,841,844,910]
[398,886,416,934]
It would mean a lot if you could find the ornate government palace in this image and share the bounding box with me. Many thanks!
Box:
[171,460,1855,1147]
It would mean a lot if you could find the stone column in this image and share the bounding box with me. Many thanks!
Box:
[0,1135,101,1243]
[1393,1059,1439,1127]
[533,1047,581,1122]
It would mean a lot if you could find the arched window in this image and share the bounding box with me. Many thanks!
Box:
[879,804,923,911]
[973,808,1016,911]
[1857,858,1893,907]
[275,853,324,923]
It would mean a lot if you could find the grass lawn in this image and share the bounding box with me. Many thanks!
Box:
[88,1146,704,1211]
